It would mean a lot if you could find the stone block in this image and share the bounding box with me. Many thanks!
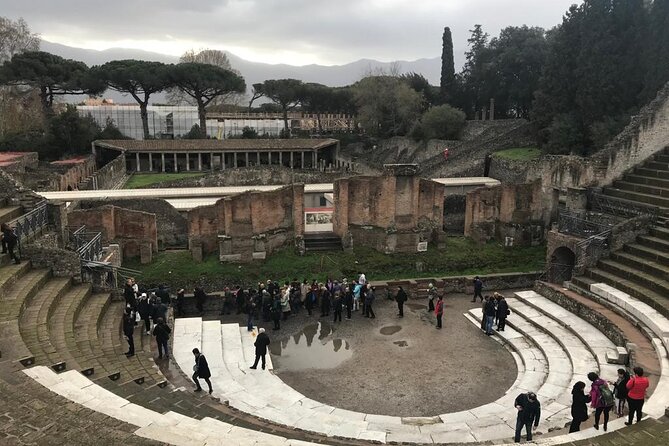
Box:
[252,251,266,260]
[190,244,203,263]
[220,254,242,263]
[140,243,153,264]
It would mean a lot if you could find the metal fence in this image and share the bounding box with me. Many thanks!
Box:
[81,260,141,291]
[557,210,611,238]
[8,201,48,255]
[588,191,659,222]
[578,229,612,261]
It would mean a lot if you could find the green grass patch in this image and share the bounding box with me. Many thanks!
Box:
[494,147,541,161]
[123,173,207,189]
[126,237,546,287]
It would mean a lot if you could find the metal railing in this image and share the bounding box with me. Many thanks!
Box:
[577,229,612,261]
[588,191,659,222]
[80,260,141,291]
[537,262,577,284]
[557,210,612,238]
[8,201,48,255]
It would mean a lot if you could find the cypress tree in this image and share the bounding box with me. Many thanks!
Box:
[440,27,455,96]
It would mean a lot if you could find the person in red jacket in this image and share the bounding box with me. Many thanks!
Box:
[625,366,650,425]
[435,295,444,329]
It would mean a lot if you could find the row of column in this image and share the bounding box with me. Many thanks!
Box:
[132,151,320,172]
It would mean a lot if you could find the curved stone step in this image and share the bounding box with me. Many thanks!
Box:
[46,284,92,371]
[74,293,112,375]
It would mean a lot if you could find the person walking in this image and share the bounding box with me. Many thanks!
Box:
[569,381,591,433]
[137,293,153,335]
[496,295,509,331]
[1,223,20,264]
[175,288,185,317]
[333,292,343,323]
[250,328,271,370]
[613,368,630,417]
[472,276,484,302]
[396,286,407,318]
[434,295,444,329]
[427,283,436,312]
[484,295,496,335]
[192,348,213,394]
[625,366,649,425]
[514,392,541,443]
[152,317,171,359]
[122,308,135,357]
[194,286,207,315]
[365,286,376,319]
[588,371,615,431]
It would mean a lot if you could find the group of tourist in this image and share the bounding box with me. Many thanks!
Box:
[122,278,171,358]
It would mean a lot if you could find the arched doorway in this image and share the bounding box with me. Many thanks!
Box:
[549,246,576,284]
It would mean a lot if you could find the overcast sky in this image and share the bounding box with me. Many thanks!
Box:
[2,0,579,66]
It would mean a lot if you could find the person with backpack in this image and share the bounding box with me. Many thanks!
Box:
[1,223,20,264]
[513,391,541,442]
[625,366,649,425]
[587,371,615,431]
[569,381,591,432]
[613,368,630,417]
[152,317,171,359]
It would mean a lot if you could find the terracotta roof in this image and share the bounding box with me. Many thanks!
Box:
[94,139,339,152]
[0,152,29,162]
[50,157,90,165]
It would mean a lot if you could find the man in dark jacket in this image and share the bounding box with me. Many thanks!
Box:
[192,348,213,394]
[484,296,497,335]
[194,287,207,315]
[365,287,376,318]
[332,292,343,323]
[472,276,484,302]
[152,297,168,326]
[175,289,185,317]
[1,223,20,264]
[320,286,331,317]
[137,293,153,335]
[514,392,541,442]
[250,328,271,370]
[396,286,408,318]
[122,308,135,357]
[152,317,171,359]
[496,295,509,331]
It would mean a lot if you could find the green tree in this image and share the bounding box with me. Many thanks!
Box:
[419,104,466,140]
[400,72,438,109]
[47,105,101,157]
[94,60,172,139]
[0,51,102,112]
[300,83,335,133]
[458,25,493,117]
[255,79,304,137]
[352,76,423,137]
[183,124,205,139]
[440,27,455,98]
[170,62,246,137]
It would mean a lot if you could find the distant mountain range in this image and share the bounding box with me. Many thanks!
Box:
[41,41,445,104]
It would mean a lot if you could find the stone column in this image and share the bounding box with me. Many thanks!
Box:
[186,153,190,171]
[257,152,260,166]
[312,151,317,170]
[279,152,283,166]
[290,152,294,169]
[161,153,166,172]
[233,152,238,168]
[197,153,202,171]
[245,152,249,167]
[135,153,141,172]
[210,152,214,171]
[301,152,305,169]
[174,153,178,172]
[222,152,225,170]
[148,153,153,172]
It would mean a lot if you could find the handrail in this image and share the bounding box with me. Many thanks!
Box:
[7,201,48,255]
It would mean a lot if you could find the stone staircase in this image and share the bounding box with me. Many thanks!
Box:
[572,147,669,319]
[303,232,342,251]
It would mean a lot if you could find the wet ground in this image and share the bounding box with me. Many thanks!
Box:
[216,292,517,417]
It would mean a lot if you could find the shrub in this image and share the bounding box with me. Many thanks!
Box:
[420,104,466,140]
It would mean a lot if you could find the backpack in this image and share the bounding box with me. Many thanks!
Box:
[598,382,615,407]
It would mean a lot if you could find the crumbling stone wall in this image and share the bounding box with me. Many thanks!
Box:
[187,184,304,262]
[0,152,39,174]
[0,168,44,210]
[464,180,556,246]
[80,154,126,190]
[333,166,445,253]
[67,205,158,260]
[23,233,81,280]
[79,199,188,249]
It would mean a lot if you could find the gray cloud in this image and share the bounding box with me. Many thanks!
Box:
[1,0,578,65]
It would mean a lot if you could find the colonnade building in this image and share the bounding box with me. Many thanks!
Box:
[92,139,343,172]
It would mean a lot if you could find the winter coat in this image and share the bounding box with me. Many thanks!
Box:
[194,354,211,379]
[435,299,444,316]
[514,393,541,426]
[396,289,408,303]
[254,332,271,355]
[590,378,609,408]
[614,375,630,399]
[484,299,497,317]
[496,299,509,319]
[571,389,591,422]
[122,313,135,337]
[138,298,153,319]
[626,376,650,400]
[366,290,376,306]
[152,322,171,342]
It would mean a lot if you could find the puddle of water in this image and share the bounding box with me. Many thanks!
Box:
[270,322,352,371]
[393,340,409,347]
[380,325,402,335]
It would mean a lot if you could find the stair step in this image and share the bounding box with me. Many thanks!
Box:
[637,234,669,252]
[624,243,669,267]
[655,154,669,163]
[586,268,669,318]
[609,251,669,281]
[649,225,669,241]
[613,180,669,198]
[634,167,669,180]
[603,186,669,209]
[598,258,669,297]
[645,160,669,171]
[624,174,669,190]
[570,275,597,291]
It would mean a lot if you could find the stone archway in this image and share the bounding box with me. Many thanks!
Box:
[549,246,576,284]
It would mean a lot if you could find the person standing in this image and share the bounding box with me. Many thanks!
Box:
[137,293,153,335]
[175,288,185,317]
[280,286,291,320]
[625,366,649,425]
[122,308,135,357]
[250,328,271,370]
[613,368,630,417]
[332,292,343,323]
[357,271,366,287]
[194,286,207,315]
[496,295,509,331]
[271,294,282,330]
[484,296,496,335]
[427,283,436,312]
[472,276,484,302]
[124,279,137,319]
[434,295,444,329]
[569,381,591,433]
[352,280,362,312]
[587,371,614,431]
[152,297,168,329]
[344,286,353,320]
[514,392,541,443]
[396,286,407,318]
[320,285,331,318]
[192,348,213,394]
[1,223,20,264]
[365,286,376,319]
[152,317,171,359]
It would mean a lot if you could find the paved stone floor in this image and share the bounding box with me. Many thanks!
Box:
[214,292,517,417]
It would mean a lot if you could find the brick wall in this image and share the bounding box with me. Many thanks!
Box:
[80,154,126,190]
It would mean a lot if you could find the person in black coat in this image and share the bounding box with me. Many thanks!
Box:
[514,392,541,442]
[194,287,207,315]
[192,348,213,393]
[396,286,408,318]
[152,297,168,326]
[152,317,171,359]
[569,381,591,433]
[137,293,153,335]
[496,295,509,331]
[122,308,135,356]
[320,286,331,317]
[343,287,353,320]
[175,288,185,317]
[250,328,271,370]
[483,296,497,335]
[332,292,343,323]
[1,223,20,264]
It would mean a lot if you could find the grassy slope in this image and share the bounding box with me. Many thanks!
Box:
[124,173,206,189]
[494,147,541,161]
[127,237,545,286]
